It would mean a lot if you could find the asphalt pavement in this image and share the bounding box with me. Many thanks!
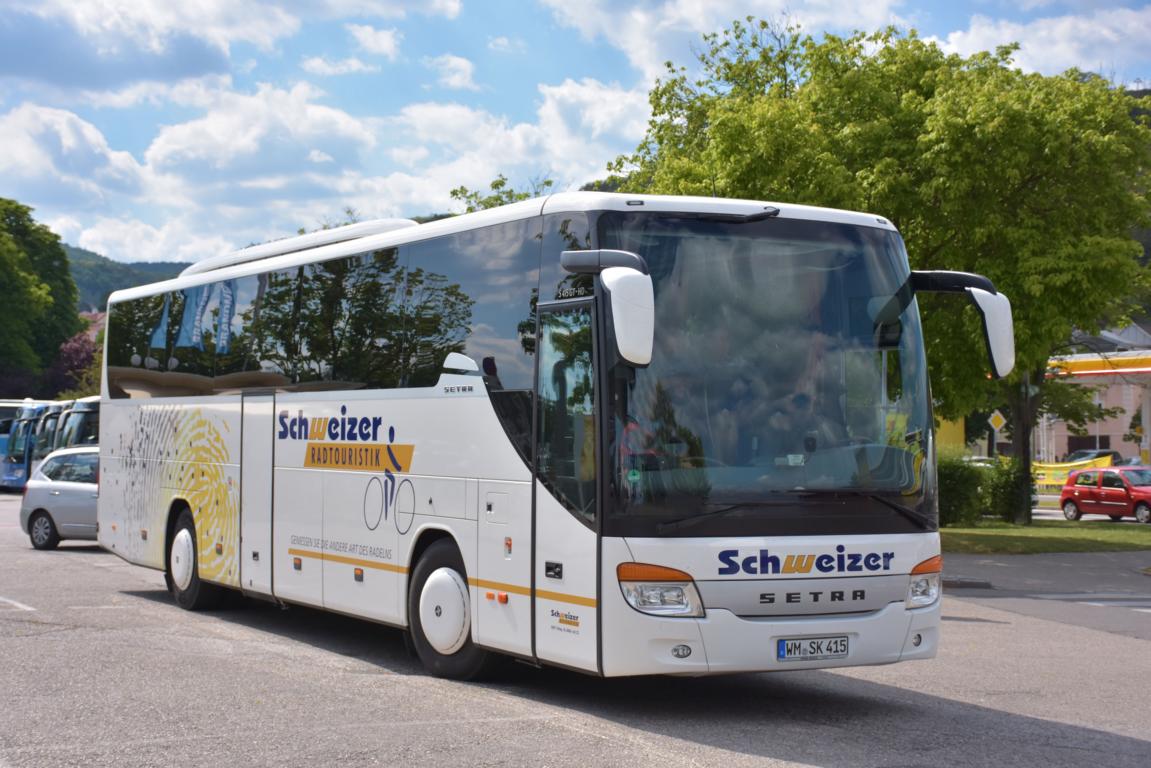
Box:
[944,548,1151,643]
[3,492,1151,767]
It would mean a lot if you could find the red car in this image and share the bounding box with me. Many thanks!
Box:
[1060,467,1151,523]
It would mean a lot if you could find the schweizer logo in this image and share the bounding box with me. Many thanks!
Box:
[717,546,895,576]
[277,405,414,474]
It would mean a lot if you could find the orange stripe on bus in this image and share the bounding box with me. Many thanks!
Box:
[469,578,597,608]
[534,589,597,608]
[287,548,407,574]
[469,578,531,597]
[286,551,596,608]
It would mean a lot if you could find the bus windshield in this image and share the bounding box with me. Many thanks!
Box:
[6,419,34,461]
[57,409,100,447]
[599,212,932,538]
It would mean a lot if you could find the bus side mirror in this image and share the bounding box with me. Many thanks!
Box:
[911,270,1015,379]
[601,267,654,367]
[966,288,1014,379]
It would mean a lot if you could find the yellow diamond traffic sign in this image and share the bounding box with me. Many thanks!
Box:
[988,410,1007,432]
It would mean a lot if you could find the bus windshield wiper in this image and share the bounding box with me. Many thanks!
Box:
[829,490,934,531]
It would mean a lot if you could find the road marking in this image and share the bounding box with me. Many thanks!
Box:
[0,596,36,611]
[1082,600,1151,608]
[1034,593,1151,600]
[1027,592,1151,617]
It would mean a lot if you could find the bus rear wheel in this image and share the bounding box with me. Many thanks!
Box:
[167,508,219,610]
[408,539,493,680]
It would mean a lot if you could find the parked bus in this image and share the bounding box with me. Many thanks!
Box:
[0,399,41,459]
[31,400,72,470]
[53,396,101,450]
[2,402,51,490]
[98,193,1013,678]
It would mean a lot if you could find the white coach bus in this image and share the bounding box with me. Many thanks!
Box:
[98,193,1014,679]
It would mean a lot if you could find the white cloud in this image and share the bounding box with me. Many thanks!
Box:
[389,146,431,166]
[11,0,300,54]
[346,24,401,60]
[537,78,649,143]
[426,0,462,18]
[0,104,148,203]
[76,216,233,263]
[7,0,456,66]
[540,0,910,82]
[377,78,649,208]
[45,215,83,244]
[316,0,460,19]
[424,54,481,91]
[301,56,380,75]
[534,79,650,182]
[308,149,334,163]
[78,75,234,109]
[488,36,525,54]
[935,7,1151,79]
[144,82,377,172]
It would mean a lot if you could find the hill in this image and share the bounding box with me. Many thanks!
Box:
[65,245,191,311]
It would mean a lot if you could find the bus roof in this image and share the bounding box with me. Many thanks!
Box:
[107,192,898,306]
[180,218,419,277]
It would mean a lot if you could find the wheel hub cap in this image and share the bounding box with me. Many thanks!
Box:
[171,528,195,591]
[32,517,50,545]
[419,567,469,655]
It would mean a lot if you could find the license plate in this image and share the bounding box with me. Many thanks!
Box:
[776,635,849,662]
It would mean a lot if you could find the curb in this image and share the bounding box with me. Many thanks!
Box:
[943,576,993,590]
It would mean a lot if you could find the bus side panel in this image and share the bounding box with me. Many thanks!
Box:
[533,483,599,673]
[320,471,448,623]
[98,399,242,590]
[474,479,532,656]
[272,384,530,629]
[272,467,325,608]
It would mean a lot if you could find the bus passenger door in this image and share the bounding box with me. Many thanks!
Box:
[532,301,600,674]
[240,393,274,597]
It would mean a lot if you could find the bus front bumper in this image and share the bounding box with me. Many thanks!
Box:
[601,599,939,677]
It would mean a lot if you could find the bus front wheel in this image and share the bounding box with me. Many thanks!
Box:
[408,539,493,680]
[167,508,219,610]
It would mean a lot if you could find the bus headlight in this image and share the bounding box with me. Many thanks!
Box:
[617,563,705,618]
[906,555,942,608]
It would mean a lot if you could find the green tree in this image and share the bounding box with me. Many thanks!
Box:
[0,230,52,385]
[0,198,83,379]
[612,19,1151,520]
[450,174,553,213]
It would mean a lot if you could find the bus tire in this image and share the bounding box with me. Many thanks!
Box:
[408,539,492,680]
[29,511,60,550]
[167,508,219,610]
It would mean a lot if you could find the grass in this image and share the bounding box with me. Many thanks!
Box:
[941,519,1151,555]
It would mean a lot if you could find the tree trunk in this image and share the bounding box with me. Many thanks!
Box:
[1005,369,1042,525]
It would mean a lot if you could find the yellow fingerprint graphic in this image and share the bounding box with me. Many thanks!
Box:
[173,410,239,587]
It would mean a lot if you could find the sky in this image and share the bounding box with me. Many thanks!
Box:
[1,0,1149,264]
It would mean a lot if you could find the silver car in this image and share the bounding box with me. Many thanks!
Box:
[19,446,99,550]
